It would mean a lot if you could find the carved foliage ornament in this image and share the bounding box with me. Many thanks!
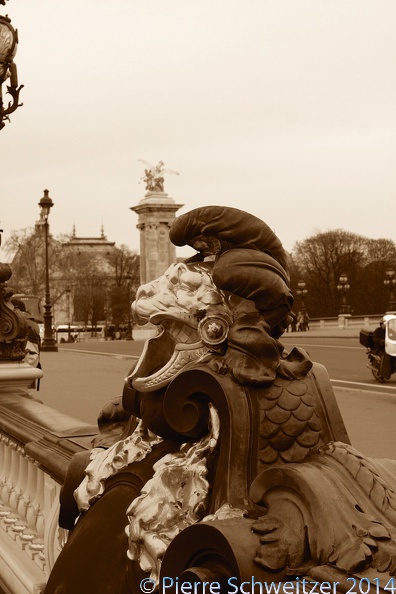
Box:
[250,442,396,576]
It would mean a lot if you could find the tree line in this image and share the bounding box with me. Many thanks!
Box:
[290,230,396,318]
[4,226,396,322]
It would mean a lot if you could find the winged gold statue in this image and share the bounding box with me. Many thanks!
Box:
[138,159,179,192]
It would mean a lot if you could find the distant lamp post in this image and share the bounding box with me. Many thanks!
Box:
[296,280,308,312]
[0,2,23,130]
[39,189,58,351]
[337,273,350,315]
[125,275,134,341]
[384,268,396,312]
[66,286,71,342]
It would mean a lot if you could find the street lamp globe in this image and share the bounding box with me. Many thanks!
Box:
[38,189,54,219]
[0,16,17,80]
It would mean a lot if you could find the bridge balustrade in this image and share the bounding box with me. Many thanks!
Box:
[0,390,96,594]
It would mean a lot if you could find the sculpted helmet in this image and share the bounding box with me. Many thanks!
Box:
[169,205,293,333]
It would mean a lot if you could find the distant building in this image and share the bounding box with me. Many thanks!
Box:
[62,224,116,261]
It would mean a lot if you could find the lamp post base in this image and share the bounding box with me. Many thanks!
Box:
[125,321,134,341]
[41,341,58,352]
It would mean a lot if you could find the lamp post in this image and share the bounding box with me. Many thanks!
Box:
[66,286,71,342]
[296,280,308,312]
[384,268,396,312]
[39,189,58,351]
[337,273,350,315]
[0,2,23,130]
[296,280,308,331]
[125,275,133,341]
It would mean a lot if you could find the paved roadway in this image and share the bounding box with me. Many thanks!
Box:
[36,334,396,461]
[281,334,396,393]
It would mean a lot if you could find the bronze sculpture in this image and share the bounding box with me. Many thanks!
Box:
[46,207,396,593]
[139,160,179,193]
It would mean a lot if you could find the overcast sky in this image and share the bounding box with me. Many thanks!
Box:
[1,0,395,259]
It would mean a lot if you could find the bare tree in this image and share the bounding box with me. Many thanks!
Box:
[107,245,140,329]
[291,230,396,317]
[5,227,71,304]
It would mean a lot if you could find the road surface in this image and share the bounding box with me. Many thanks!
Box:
[37,337,396,460]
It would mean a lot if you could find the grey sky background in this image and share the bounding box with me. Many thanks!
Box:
[1,0,395,258]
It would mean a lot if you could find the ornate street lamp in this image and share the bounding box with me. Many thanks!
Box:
[296,280,308,312]
[384,268,396,312]
[0,1,23,130]
[337,273,350,315]
[39,189,58,352]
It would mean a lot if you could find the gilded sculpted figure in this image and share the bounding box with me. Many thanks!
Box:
[139,159,179,193]
[47,207,396,594]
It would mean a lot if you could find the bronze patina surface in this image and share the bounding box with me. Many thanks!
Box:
[46,207,396,594]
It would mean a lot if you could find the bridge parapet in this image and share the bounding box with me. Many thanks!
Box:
[0,258,98,593]
[0,390,97,594]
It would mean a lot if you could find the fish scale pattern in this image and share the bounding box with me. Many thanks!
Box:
[258,375,324,467]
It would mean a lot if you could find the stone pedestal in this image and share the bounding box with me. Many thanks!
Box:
[338,313,351,328]
[0,361,43,393]
[130,191,183,285]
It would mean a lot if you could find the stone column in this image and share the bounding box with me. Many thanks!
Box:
[131,191,183,285]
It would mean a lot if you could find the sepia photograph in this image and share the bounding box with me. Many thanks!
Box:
[1,1,396,592]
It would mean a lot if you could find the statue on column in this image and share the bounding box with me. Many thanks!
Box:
[139,159,179,193]
[47,206,396,593]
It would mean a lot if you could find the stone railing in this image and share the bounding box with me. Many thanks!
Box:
[308,314,383,329]
[0,389,97,594]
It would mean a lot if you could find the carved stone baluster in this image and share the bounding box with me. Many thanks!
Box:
[16,451,30,519]
[7,443,21,511]
[3,441,22,533]
[10,449,32,539]
[33,467,45,538]
[16,451,27,514]
[23,455,38,528]
[43,478,64,574]
[0,435,12,508]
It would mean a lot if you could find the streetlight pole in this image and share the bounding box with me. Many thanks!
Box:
[296,280,308,331]
[296,280,308,312]
[66,286,71,342]
[39,189,58,352]
[337,273,350,315]
[384,268,396,312]
[125,275,133,341]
